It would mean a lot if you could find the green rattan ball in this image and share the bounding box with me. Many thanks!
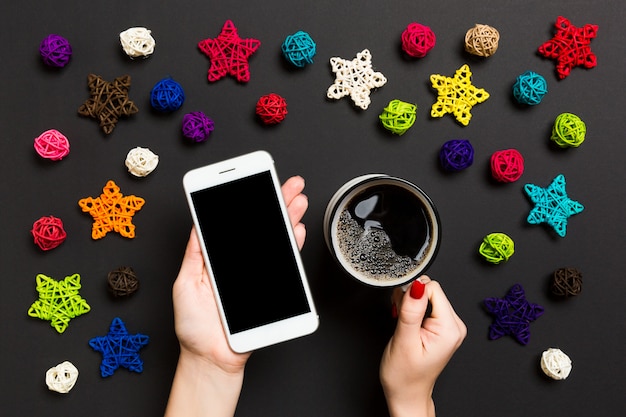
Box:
[551,113,586,148]
[379,99,417,135]
[479,232,515,264]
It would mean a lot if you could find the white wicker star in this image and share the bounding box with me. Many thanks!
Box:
[327,49,387,110]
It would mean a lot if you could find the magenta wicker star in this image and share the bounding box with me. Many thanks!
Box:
[89,317,149,377]
[524,174,584,237]
[198,20,261,83]
[484,284,544,345]
[538,16,598,80]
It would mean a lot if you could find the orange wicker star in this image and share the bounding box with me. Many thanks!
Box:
[538,16,598,80]
[198,20,261,83]
[78,180,145,239]
[78,74,138,134]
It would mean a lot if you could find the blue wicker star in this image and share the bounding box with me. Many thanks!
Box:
[89,317,149,377]
[484,283,544,345]
[524,174,584,237]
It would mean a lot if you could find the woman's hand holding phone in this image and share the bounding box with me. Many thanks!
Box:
[182,152,318,353]
[165,176,309,417]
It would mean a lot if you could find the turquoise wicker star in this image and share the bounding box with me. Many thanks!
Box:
[524,174,584,237]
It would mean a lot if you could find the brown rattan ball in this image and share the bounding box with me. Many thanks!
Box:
[551,267,582,297]
[464,24,500,57]
[107,266,139,297]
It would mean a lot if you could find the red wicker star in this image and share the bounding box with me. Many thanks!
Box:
[198,20,261,83]
[538,16,598,80]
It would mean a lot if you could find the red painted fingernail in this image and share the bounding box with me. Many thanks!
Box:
[410,280,425,299]
[391,303,398,318]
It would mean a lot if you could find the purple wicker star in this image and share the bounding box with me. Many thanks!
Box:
[524,174,584,237]
[89,317,149,377]
[484,283,544,345]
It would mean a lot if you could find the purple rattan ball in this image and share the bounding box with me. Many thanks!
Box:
[439,139,474,171]
[39,34,72,68]
[182,111,214,143]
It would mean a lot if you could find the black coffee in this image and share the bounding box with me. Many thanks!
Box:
[335,183,432,283]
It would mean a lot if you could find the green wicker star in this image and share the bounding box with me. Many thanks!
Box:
[430,64,489,126]
[28,273,91,333]
[524,174,584,237]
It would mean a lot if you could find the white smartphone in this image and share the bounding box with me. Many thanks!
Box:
[182,151,319,352]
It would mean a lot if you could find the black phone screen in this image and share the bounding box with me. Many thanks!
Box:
[190,171,311,334]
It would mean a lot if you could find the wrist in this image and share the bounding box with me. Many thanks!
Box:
[178,348,245,383]
[385,395,435,417]
[165,350,245,417]
[382,383,435,417]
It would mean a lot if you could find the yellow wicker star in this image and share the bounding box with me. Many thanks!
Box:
[28,273,91,333]
[78,180,145,240]
[430,64,489,126]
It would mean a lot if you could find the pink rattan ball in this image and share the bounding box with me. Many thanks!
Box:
[34,129,70,161]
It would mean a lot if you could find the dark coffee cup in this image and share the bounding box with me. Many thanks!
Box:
[324,175,441,287]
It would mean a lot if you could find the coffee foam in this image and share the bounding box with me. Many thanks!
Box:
[336,209,422,283]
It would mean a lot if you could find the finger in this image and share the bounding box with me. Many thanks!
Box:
[293,223,307,250]
[281,176,308,227]
[287,194,308,227]
[281,176,305,206]
[423,280,457,322]
[418,275,432,285]
[422,281,467,345]
[391,275,430,311]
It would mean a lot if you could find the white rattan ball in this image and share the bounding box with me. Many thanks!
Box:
[541,348,572,380]
[120,27,155,58]
[46,361,79,393]
[125,147,159,177]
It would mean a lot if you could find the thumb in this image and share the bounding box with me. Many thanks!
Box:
[177,227,206,280]
[395,278,429,333]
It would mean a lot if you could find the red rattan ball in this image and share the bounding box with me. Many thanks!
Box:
[256,93,288,125]
[490,149,524,183]
[401,22,436,58]
[31,215,67,251]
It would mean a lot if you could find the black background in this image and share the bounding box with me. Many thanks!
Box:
[1,1,624,416]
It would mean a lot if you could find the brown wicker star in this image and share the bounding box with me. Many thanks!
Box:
[78,74,138,134]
